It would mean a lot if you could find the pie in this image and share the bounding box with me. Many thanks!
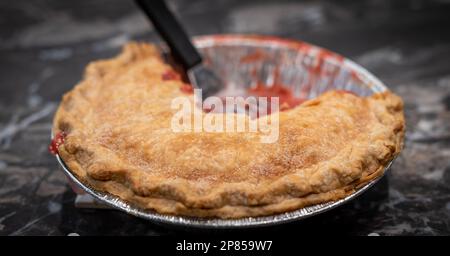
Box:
[52,42,405,218]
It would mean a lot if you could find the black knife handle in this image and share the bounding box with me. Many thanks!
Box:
[135,0,202,70]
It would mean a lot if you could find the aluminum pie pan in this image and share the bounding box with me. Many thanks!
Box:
[54,34,393,228]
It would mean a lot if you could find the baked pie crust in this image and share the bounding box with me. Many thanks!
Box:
[52,42,405,218]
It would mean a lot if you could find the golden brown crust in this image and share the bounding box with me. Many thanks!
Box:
[53,42,405,218]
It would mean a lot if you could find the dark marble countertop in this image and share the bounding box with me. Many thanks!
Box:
[0,0,449,236]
